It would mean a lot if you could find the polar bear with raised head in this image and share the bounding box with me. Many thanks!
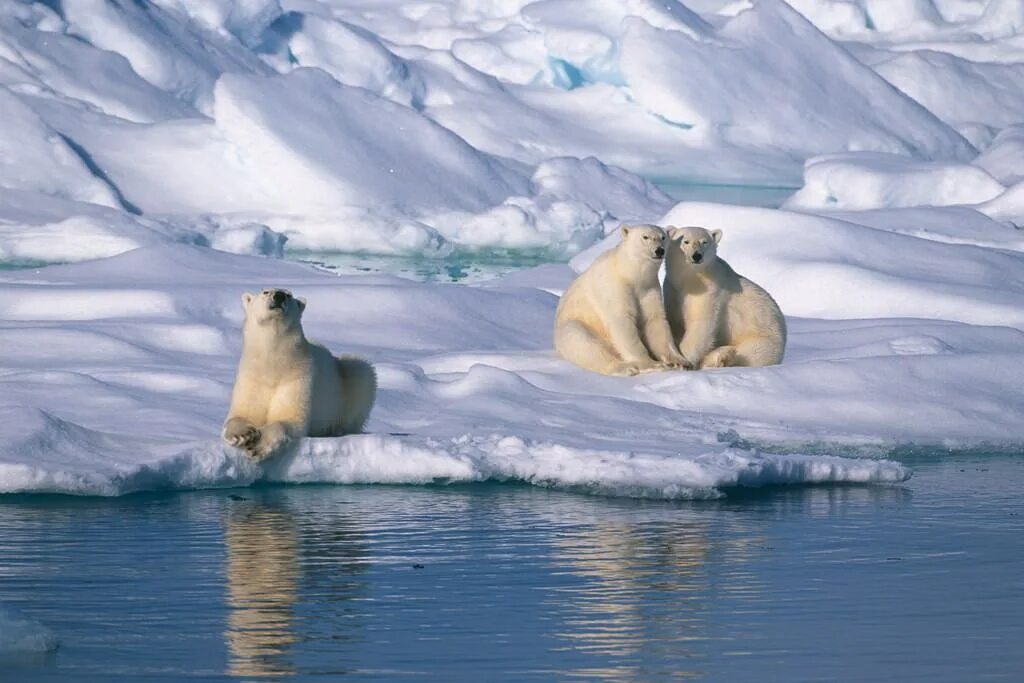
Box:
[222,288,376,460]
[554,224,689,376]
[664,226,786,369]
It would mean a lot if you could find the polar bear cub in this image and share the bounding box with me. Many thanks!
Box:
[664,227,786,369]
[222,288,377,461]
[554,224,689,376]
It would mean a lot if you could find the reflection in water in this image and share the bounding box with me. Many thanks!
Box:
[223,494,368,678]
[6,467,1022,683]
[224,504,300,678]
[551,518,718,680]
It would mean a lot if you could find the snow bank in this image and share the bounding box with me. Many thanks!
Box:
[3,0,1013,259]
[60,0,270,112]
[0,606,58,657]
[529,156,675,223]
[286,14,426,108]
[0,89,121,208]
[212,68,526,215]
[571,200,1024,327]
[0,425,908,499]
[805,205,1024,252]
[618,1,973,169]
[874,50,1024,130]
[974,125,1024,185]
[3,0,1024,501]
[0,188,287,264]
[978,180,1024,226]
[784,152,1006,210]
[662,202,1024,326]
[0,242,939,500]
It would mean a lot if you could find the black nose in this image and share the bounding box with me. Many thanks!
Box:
[692,253,703,263]
[272,290,287,306]
[655,247,665,257]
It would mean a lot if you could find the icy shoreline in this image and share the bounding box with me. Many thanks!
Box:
[4,227,1021,500]
[3,0,1024,498]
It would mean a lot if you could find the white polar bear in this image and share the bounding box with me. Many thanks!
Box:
[554,224,689,376]
[222,288,377,461]
[664,226,786,369]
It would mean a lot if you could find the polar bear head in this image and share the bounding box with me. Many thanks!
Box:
[619,224,668,263]
[241,288,306,329]
[667,226,723,267]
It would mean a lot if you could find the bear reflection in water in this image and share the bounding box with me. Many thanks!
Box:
[223,497,367,678]
[551,520,715,679]
[225,504,300,678]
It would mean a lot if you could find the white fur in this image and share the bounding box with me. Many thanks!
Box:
[664,226,786,369]
[554,224,688,376]
[222,289,377,461]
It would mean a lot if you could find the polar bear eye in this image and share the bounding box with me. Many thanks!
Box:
[683,240,689,245]
[642,235,649,240]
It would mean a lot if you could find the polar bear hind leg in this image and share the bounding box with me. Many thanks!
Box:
[733,336,784,367]
[337,355,377,434]
[700,346,737,369]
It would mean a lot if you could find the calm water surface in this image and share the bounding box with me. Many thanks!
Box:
[1,454,1022,681]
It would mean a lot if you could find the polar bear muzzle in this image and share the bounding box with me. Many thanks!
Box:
[268,289,289,309]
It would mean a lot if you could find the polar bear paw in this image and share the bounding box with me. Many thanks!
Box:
[700,346,737,369]
[657,355,693,371]
[223,420,261,450]
[246,440,278,462]
[609,361,643,376]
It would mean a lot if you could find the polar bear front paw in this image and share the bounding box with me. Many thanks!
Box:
[223,420,261,450]
[246,441,278,462]
[658,355,693,371]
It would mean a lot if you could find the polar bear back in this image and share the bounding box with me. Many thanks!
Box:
[717,268,786,351]
[555,250,622,338]
[306,342,346,437]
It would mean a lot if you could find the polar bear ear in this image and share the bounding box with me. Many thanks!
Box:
[241,292,254,310]
[711,229,723,244]
[620,224,633,238]
[665,226,682,240]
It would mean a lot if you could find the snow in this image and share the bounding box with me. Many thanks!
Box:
[873,50,1024,131]
[3,0,1024,500]
[0,242,915,499]
[618,0,973,176]
[784,152,1006,210]
[974,125,1024,185]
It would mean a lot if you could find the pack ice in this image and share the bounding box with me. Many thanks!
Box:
[2,0,1024,499]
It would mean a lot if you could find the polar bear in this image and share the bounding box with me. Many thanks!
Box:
[222,288,376,460]
[554,224,689,376]
[664,226,786,369]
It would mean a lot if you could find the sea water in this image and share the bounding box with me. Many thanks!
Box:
[2,453,1022,681]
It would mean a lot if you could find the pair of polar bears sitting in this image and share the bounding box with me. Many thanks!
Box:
[555,225,786,376]
[221,225,784,460]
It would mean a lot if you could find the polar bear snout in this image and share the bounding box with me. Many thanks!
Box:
[654,246,665,258]
[269,289,289,309]
[691,252,703,264]
[243,288,306,324]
